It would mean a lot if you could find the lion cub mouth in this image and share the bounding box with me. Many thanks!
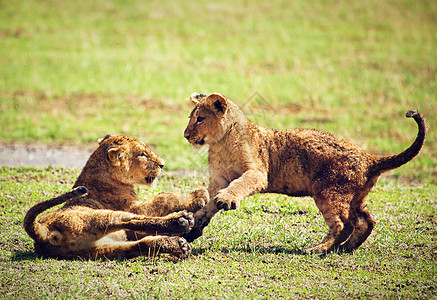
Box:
[196,139,205,146]
[145,177,156,183]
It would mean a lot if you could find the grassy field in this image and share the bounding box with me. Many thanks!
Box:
[1,0,436,299]
[0,0,436,180]
[0,167,436,299]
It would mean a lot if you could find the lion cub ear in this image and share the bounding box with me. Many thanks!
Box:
[205,93,227,115]
[190,93,206,105]
[98,134,112,145]
[107,147,125,166]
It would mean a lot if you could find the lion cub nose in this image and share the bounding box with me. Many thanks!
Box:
[184,130,190,140]
[158,159,165,169]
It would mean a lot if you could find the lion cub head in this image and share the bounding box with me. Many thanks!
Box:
[89,135,165,186]
[184,93,245,147]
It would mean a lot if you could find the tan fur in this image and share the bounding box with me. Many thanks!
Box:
[24,135,208,259]
[183,93,426,254]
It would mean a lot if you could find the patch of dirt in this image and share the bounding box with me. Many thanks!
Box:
[0,142,94,169]
[0,28,24,38]
[0,142,200,179]
[6,90,188,113]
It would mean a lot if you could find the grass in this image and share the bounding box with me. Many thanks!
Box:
[0,0,436,181]
[0,0,436,298]
[0,167,436,299]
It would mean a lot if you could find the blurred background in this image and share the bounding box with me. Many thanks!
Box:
[1,0,435,183]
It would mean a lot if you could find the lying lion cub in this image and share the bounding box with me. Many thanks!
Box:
[24,135,208,259]
[183,93,426,254]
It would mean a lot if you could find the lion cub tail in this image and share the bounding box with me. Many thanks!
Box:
[370,110,426,175]
[23,186,87,243]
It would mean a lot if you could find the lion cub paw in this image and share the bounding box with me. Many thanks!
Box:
[187,188,209,212]
[214,191,240,211]
[169,211,194,234]
[302,245,328,255]
[171,236,192,258]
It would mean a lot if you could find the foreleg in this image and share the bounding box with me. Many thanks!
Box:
[214,169,268,210]
[69,236,191,259]
[131,189,208,217]
[105,210,194,235]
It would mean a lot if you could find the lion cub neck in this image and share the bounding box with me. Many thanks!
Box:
[75,169,139,211]
[72,146,140,210]
[209,102,253,147]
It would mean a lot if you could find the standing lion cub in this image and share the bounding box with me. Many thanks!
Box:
[24,135,208,259]
[183,93,426,254]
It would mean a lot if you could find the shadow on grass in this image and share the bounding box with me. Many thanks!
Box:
[191,245,304,256]
[8,250,194,263]
[9,250,41,261]
[9,246,334,262]
[190,243,355,258]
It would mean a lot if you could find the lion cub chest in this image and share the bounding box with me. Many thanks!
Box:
[208,147,248,184]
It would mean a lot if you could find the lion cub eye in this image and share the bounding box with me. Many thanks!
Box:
[196,116,205,123]
[140,153,148,158]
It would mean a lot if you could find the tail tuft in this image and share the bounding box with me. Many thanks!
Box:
[406,110,420,119]
[74,186,88,196]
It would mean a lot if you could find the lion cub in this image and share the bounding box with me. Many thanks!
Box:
[24,135,208,259]
[183,93,426,254]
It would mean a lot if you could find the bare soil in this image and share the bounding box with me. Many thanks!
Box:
[0,142,199,178]
[0,142,94,169]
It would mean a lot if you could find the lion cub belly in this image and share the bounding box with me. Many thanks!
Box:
[265,157,313,196]
[267,169,312,196]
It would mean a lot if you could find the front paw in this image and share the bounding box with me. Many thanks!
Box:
[214,192,240,211]
[182,210,211,242]
[169,211,194,234]
[188,189,209,212]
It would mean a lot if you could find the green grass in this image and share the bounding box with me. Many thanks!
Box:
[0,0,436,181]
[0,1,436,298]
[0,167,436,299]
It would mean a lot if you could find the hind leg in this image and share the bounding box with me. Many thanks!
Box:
[338,205,375,252]
[334,222,354,248]
[338,183,377,252]
[75,236,191,259]
[40,208,194,249]
[304,192,354,255]
[303,215,352,254]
